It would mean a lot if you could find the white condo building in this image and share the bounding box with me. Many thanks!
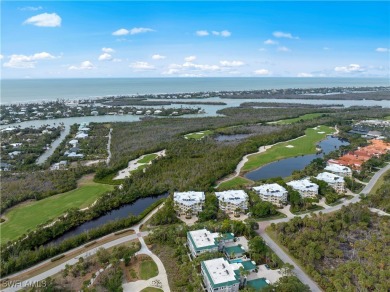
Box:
[252,183,288,207]
[215,190,249,214]
[287,179,319,199]
[325,163,352,177]
[316,172,345,193]
[173,191,205,215]
[201,258,240,292]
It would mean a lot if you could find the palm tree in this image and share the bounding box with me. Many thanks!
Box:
[239,267,250,288]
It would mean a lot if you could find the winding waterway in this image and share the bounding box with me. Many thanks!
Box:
[244,136,349,181]
[47,193,168,246]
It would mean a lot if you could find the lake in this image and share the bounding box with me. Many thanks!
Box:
[244,136,350,181]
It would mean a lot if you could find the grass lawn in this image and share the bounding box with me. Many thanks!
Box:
[242,125,334,172]
[370,169,390,195]
[384,116,390,120]
[140,288,163,292]
[139,259,159,280]
[218,176,253,189]
[0,181,113,244]
[184,130,213,139]
[138,153,158,164]
[269,113,325,125]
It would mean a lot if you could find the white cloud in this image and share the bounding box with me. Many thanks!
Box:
[3,52,55,68]
[273,31,299,39]
[162,68,180,75]
[297,73,313,77]
[102,47,115,53]
[129,27,155,35]
[184,56,196,62]
[68,61,95,70]
[334,64,364,73]
[24,13,61,27]
[112,27,154,36]
[152,54,166,60]
[98,53,112,61]
[264,39,278,45]
[196,30,209,36]
[129,61,155,70]
[112,58,122,62]
[376,48,389,53]
[254,69,270,75]
[323,47,330,50]
[277,46,291,52]
[219,60,245,67]
[212,30,231,37]
[112,28,129,36]
[197,30,231,37]
[19,6,43,11]
[0,54,3,60]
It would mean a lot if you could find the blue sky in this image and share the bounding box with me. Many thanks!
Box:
[1,1,389,78]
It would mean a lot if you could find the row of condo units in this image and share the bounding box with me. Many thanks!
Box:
[173,190,249,216]
[188,229,270,292]
[174,172,345,213]
[328,139,390,171]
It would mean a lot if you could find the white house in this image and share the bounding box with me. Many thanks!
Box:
[173,191,205,215]
[316,172,345,193]
[201,258,240,292]
[252,183,288,207]
[287,179,319,199]
[325,163,352,177]
[215,190,248,214]
[75,132,88,139]
[187,229,220,257]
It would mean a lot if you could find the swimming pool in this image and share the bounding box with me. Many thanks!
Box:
[229,258,243,263]
[247,278,269,290]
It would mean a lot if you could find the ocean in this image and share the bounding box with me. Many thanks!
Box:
[1,77,389,104]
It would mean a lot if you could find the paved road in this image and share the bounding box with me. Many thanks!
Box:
[259,229,322,292]
[361,164,390,194]
[256,163,390,292]
[1,203,164,292]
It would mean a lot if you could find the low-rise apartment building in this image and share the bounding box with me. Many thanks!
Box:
[215,190,249,214]
[325,163,352,177]
[287,179,318,199]
[316,172,345,193]
[252,183,288,207]
[173,191,205,215]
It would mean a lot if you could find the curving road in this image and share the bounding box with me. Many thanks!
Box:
[256,163,390,292]
[1,203,165,292]
[2,159,389,292]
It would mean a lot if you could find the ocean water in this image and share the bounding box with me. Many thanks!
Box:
[1,77,389,104]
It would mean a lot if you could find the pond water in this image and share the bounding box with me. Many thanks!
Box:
[244,136,349,181]
[47,193,168,246]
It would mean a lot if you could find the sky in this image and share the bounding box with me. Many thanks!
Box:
[1,1,389,78]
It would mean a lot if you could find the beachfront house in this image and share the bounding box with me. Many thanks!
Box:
[316,172,345,193]
[287,179,319,199]
[201,258,240,292]
[173,191,205,216]
[324,163,352,177]
[215,190,249,214]
[252,183,288,207]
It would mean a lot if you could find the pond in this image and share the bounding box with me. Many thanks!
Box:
[47,193,168,246]
[244,136,349,181]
